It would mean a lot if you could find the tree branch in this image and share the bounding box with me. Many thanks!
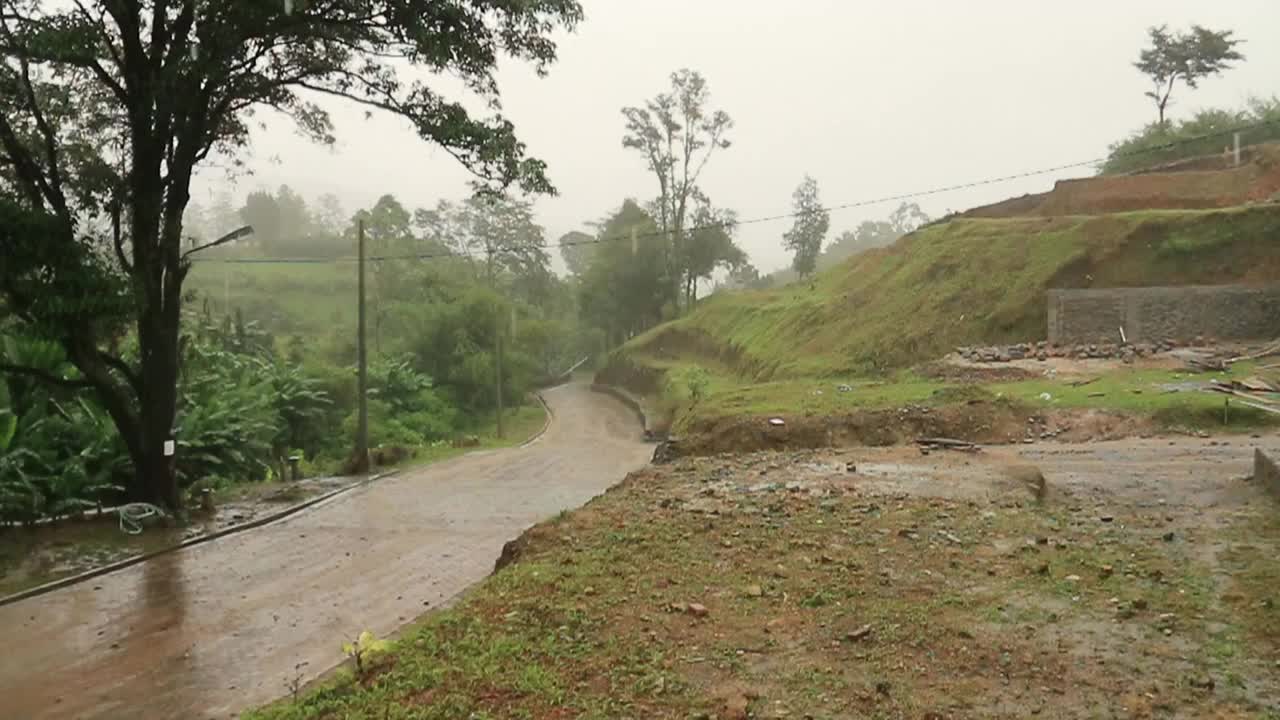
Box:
[98,351,142,395]
[0,112,55,208]
[0,15,70,221]
[70,0,129,102]
[0,362,95,389]
[111,200,131,272]
[294,80,505,186]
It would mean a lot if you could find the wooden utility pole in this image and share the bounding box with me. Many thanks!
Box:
[353,218,370,472]
[487,244,505,439]
[495,309,505,439]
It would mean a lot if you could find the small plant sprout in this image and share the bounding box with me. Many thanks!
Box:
[342,631,390,677]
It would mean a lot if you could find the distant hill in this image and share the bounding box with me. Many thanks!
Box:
[603,143,1280,392]
[600,203,1280,391]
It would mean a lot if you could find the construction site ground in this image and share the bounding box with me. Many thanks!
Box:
[252,433,1280,720]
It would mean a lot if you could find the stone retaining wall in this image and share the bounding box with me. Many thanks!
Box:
[1047,285,1280,345]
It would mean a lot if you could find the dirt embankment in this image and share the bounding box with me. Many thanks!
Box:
[964,144,1280,219]
[595,325,766,402]
[670,398,1152,459]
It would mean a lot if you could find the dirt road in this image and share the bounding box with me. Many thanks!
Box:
[0,383,651,720]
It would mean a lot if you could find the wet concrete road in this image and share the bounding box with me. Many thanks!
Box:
[0,383,651,719]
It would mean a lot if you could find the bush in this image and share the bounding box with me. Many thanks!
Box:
[1,336,129,523]
[667,365,711,406]
[1102,97,1280,174]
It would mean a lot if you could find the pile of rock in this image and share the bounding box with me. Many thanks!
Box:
[957,339,1185,364]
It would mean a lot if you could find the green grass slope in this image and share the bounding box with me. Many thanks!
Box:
[606,205,1280,384]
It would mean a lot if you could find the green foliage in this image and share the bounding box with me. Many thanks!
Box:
[342,631,391,678]
[783,175,829,279]
[0,393,128,524]
[0,332,130,523]
[266,363,334,461]
[1134,24,1245,125]
[176,337,280,487]
[577,200,669,346]
[558,230,596,276]
[1102,97,1280,174]
[351,357,457,448]
[684,203,746,302]
[1,0,581,509]
[622,68,734,314]
[760,202,929,288]
[667,365,711,406]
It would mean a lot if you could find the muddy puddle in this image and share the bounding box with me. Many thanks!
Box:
[0,476,352,599]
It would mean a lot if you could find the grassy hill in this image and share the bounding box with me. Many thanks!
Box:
[603,205,1280,390]
[186,261,358,345]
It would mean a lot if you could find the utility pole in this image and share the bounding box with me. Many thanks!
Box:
[488,244,505,439]
[353,218,370,472]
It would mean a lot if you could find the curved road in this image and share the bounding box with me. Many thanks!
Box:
[0,383,650,719]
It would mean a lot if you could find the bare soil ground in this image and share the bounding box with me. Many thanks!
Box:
[254,436,1280,720]
[674,401,1164,457]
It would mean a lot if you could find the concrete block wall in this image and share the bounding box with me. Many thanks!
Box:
[1255,449,1280,499]
[1047,285,1280,345]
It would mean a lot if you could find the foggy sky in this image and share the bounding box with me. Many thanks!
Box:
[191,1,1280,275]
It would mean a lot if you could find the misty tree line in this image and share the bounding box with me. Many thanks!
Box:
[0,0,587,514]
[0,0,1268,519]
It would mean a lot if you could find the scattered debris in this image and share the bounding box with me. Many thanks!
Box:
[1205,379,1280,416]
[956,339,1177,364]
[1237,376,1278,393]
[1227,338,1280,364]
[844,624,874,642]
[915,437,981,453]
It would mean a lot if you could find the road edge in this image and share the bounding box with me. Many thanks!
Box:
[589,383,650,437]
[0,471,393,608]
[520,391,553,448]
[0,394,559,608]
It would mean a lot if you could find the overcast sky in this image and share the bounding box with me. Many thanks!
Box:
[193,1,1280,275]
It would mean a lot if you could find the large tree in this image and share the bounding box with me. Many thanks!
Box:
[1135,25,1244,126]
[557,230,595,277]
[621,68,732,315]
[0,0,581,510]
[783,175,828,280]
[578,200,665,346]
[238,189,282,249]
[822,201,929,268]
[352,193,414,351]
[683,200,745,305]
[420,194,550,303]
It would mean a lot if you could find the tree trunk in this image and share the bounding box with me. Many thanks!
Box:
[126,135,188,511]
[136,320,181,509]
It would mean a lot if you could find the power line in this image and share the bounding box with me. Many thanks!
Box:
[189,117,1280,267]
